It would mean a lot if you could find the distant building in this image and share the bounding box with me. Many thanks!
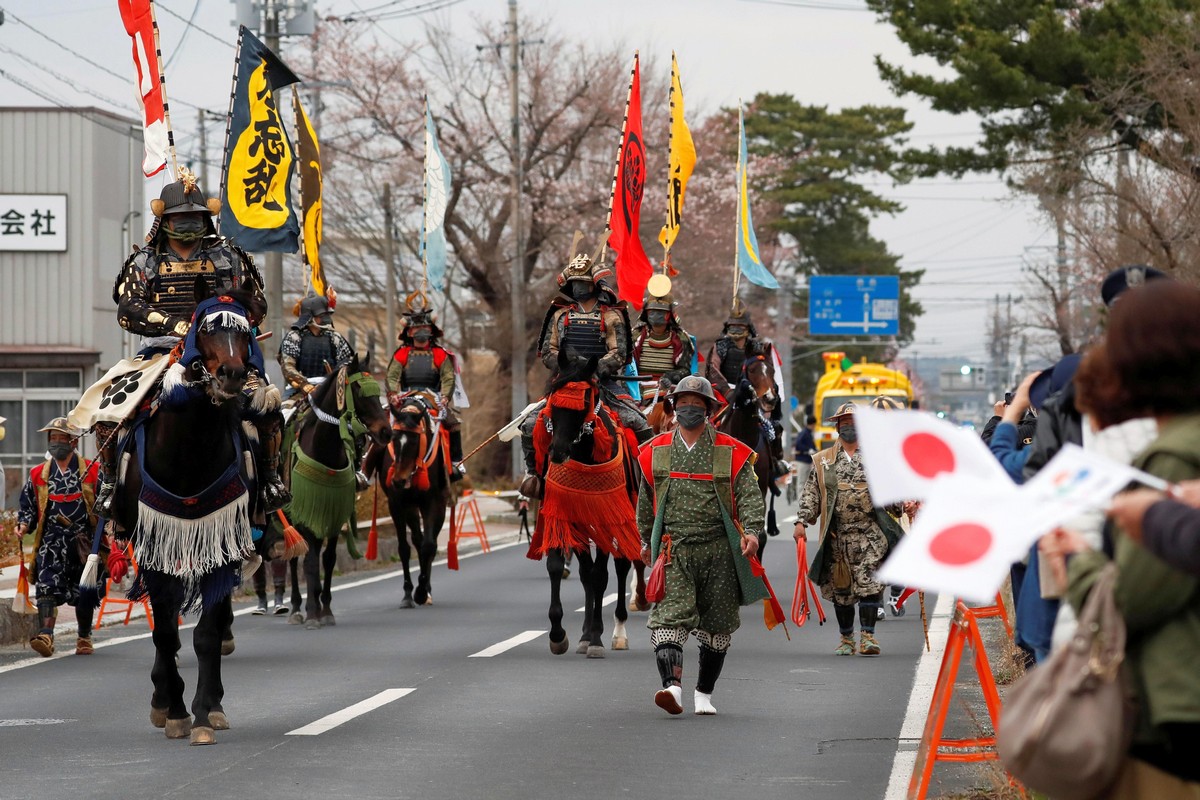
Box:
[0,107,140,504]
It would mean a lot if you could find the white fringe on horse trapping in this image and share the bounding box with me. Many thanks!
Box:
[202,310,251,333]
[134,492,253,580]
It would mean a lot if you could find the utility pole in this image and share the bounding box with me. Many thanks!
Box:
[263,0,285,357]
[383,184,397,348]
[507,0,525,480]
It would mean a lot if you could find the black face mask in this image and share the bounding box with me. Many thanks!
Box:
[413,332,433,344]
[48,442,72,460]
[164,215,206,242]
[648,311,668,327]
[570,283,597,301]
[838,425,858,444]
[675,406,708,430]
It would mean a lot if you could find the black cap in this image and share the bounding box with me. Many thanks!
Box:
[1100,265,1168,308]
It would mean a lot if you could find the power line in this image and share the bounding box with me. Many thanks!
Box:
[0,44,130,111]
[0,68,141,141]
[156,0,235,48]
[162,0,205,68]
[740,0,871,11]
[1,7,211,112]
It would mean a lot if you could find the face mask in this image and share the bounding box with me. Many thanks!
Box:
[648,311,668,327]
[570,283,597,301]
[675,405,708,430]
[727,326,747,339]
[48,442,72,460]
[164,214,206,241]
[838,425,858,444]
[413,332,432,344]
[313,315,333,329]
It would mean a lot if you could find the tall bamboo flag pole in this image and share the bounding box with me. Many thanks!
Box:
[421,94,430,296]
[292,88,309,293]
[732,104,744,308]
[661,54,678,275]
[218,26,247,228]
[658,51,695,278]
[600,52,639,263]
[148,0,180,179]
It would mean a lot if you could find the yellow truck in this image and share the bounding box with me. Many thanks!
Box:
[811,352,915,449]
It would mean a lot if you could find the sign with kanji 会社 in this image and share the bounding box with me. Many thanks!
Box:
[0,195,67,252]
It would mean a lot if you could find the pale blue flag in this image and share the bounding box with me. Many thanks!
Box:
[736,107,778,289]
[421,103,451,292]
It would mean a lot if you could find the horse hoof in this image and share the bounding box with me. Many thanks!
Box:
[413,587,428,605]
[165,717,192,739]
[209,711,230,730]
[634,596,651,612]
[400,596,416,609]
[189,726,216,746]
[586,645,606,659]
[220,638,235,656]
[575,639,589,655]
[304,618,322,630]
[422,594,433,606]
[150,706,168,729]
[612,637,629,651]
[288,612,304,626]
[549,636,569,655]
[322,613,336,627]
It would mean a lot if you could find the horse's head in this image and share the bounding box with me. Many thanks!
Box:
[743,340,778,413]
[544,351,602,465]
[346,356,390,447]
[187,282,258,403]
[388,402,427,487]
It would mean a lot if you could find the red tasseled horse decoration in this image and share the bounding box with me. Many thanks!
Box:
[528,383,641,561]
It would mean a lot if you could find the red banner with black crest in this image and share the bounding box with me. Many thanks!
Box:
[606,54,652,311]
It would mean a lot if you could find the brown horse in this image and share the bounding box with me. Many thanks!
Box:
[379,391,454,608]
[716,341,778,550]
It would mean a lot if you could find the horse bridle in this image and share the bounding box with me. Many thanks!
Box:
[310,369,380,441]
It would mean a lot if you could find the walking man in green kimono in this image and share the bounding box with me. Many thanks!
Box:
[637,376,769,716]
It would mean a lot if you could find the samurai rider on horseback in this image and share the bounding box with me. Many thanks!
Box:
[705,301,788,484]
[362,298,468,483]
[70,168,288,524]
[277,290,369,488]
[519,240,652,498]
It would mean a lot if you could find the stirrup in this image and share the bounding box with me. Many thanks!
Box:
[354,470,370,491]
[94,481,117,517]
[259,478,291,514]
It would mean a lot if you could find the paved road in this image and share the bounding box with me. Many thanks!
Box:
[0,499,931,800]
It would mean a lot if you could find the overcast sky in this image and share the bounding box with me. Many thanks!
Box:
[0,0,1052,366]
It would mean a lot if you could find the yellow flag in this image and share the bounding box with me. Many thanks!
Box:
[657,52,696,256]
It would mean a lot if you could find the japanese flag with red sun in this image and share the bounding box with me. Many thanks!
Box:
[854,407,1013,506]
[877,487,1035,603]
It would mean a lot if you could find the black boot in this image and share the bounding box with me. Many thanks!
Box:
[254,413,291,513]
[653,642,684,715]
[449,429,465,482]
[92,422,121,518]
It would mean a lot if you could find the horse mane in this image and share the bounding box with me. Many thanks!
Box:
[547,353,599,394]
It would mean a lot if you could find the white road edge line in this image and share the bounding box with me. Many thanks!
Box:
[574,592,617,613]
[285,688,415,736]
[883,593,954,800]
[0,539,524,676]
[468,629,545,658]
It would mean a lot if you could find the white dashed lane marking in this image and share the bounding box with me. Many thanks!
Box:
[574,592,617,613]
[467,630,545,658]
[285,689,416,736]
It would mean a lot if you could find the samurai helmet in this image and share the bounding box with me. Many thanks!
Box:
[147,167,220,242]
[669,375,720,412]
[399,291,443,343]
[870,395,902,411]
[293,291,336,330]
[640,275,680,327]
[722,299,758,338]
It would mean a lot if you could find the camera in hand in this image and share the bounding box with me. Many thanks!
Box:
[1004,391,1014,405]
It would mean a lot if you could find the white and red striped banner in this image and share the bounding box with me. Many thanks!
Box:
[118,0,170,177]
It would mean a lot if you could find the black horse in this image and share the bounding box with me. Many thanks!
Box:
[113,284,266,745]
[279,357,390,629]
[379,392,454,608]
[535,353,642,657]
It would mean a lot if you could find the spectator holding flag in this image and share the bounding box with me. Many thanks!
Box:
[1040,281,1200,792]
